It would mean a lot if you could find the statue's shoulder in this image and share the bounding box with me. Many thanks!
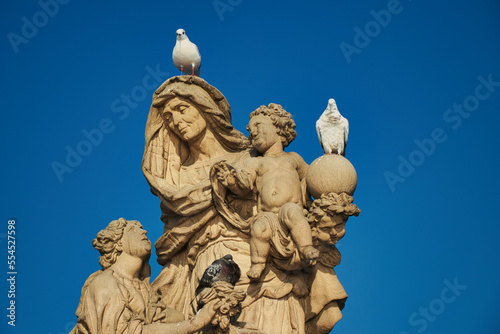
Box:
[84,269,121,295]
[75,269,124,318]
[284,151,307,165]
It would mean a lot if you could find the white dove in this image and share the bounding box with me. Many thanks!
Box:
[316,98,349,156]
[172,28,201,76]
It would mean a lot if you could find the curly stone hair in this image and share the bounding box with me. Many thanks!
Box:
[307,192,361,225]
[247,103,297,148]
[92,218,129,269]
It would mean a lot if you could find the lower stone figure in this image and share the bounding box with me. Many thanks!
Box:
[70,218,230,334]
[305,193,361,334]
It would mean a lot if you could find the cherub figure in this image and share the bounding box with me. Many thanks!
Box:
[215,103,320,280]
[305,193,360,334]
[308,192,360,266]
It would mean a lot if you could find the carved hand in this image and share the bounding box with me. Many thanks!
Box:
[214,162,237,187]
[302,245,320,266]
[192,299,222,330]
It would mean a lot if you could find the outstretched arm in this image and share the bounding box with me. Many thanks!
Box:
[214,161,255,198]
[144,300,218,334]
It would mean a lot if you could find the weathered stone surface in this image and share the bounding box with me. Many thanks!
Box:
[140,76,361,333]
[72,74,361,334]
[70,218,238,334]
[306,154,358,199]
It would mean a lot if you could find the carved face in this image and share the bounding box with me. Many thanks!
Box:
[163,97,207,142]
[121,221,151,259]
[316,214,346,246]
[247,115,281,153]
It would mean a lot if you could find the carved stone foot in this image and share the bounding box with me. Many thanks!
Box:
[246,263,266,280]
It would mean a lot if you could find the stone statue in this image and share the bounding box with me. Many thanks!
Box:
[142,76,255,318]
[214,104,320,280]
[305,193,360,333]
[141,75,361,333]
[70,218,226,334]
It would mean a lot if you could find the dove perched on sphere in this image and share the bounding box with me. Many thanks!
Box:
[172,28,201,76]
[316,98,349,156]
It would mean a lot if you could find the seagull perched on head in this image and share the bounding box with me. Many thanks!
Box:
[172,28,201,76]
[316,98,349,156]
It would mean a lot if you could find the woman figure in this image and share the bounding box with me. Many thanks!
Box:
[143,76,317,333]
[142,76,254,316]
[71,218,217,334]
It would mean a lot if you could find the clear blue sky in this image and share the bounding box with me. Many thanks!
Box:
[1,1,500,333]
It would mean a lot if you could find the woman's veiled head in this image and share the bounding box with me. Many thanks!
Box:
[161,97,208,143]
[151,76,249,152]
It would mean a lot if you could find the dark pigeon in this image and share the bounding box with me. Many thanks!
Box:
[196,254,241,309]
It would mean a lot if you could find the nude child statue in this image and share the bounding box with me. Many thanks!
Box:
[215,103,320,280]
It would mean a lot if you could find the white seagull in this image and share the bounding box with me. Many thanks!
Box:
[316,98,349,156]
[172,28,201,76]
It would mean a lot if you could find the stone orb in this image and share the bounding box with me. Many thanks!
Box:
[306,154,357,199]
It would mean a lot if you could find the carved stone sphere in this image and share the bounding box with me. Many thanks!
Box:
[306,154,357,199]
